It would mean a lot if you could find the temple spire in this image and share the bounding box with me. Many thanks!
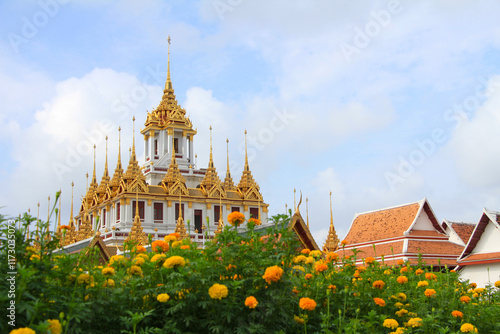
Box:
[209,126,213,168]
[244,130,249,170]
[110,127,124,191]
[323,191,340,252]
[224,139,235,191]
[167,35,172,88]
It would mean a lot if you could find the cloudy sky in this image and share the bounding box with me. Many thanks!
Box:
[2,0,500,246]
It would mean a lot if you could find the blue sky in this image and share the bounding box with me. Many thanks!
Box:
[2,0,500,245]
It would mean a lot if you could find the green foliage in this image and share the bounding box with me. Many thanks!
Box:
[1,208,500,333]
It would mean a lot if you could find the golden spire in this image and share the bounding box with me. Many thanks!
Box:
[162,136,187,193]
[167,35,171,88]
[174,192,188,239]
[306,197,309,229]
[200,126,224,196]
[85,145,98,206]
[66,182,76,245]
[97,136,110,196]
[123,117,146,186]
[224,138,236,191]
[110,127,124,190]
[132,117,136,159]
[323,191,339,252]
[237,130,261,197]
[125,172,147,246]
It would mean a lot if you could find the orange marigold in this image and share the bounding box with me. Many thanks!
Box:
[415,268,424,275]
[495,280,500,288]
[451,310,463,318]
[244,296,258,309]
[299,297,317,311]
[417,280,429,287]
[328,284,336,292]
[373,280,385,289]
[341,240,347,246]
[460,295,471,304]
[365,257,375,264]
[305,273,313,280]
[151,240,169,252]
[315,263,328,273]
[469,283,477,289]
[326,252,339,262]
[134,245,146,253]
[180,245,190,250]
[425,272,437,280]
[397,276,408,284]
[397,259,405,265]
[373,297,386,306]
[424,289,436,297]
[248,217,261,226]
[301,249,311,255]
[262,265,284,284]
[227,211,245,226]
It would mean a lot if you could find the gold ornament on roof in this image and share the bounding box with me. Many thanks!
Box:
[237,130,262,200]
[109,126,124,194]
[223,138,236,191]
[97,136,110,200]
[174,193,188,240]
[200,126,226,198]
[323,191,339,252]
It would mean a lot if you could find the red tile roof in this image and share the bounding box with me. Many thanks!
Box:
[407,240,463,256]
[449,222,476,244]
[461,252,500,262]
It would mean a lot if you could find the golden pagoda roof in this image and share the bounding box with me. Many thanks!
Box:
[223,138,236,191]
[126,209,148,245]
[323,192,340,252]
[109,127,124,190]
[200,127,226,198]
[122,118,146,188]
[237,131,262,200]
[96,137,110,198]
[161,138,188,195]
[84,145,99,206]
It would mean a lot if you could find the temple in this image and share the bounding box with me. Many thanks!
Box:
[61,37,269,250]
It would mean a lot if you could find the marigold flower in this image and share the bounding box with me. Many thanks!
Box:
[294,315,305,325]
[294,255,307,263]
[384,269,392,275]
[315,263,328,273]
[415,269,424,275]
[373,280,385,289]
[425,272,437,281]
[30,254,41,261]
[164,235,177,243]
[326,252,339,262]
[495,280,500,288]
[180,245,190,250]
[394,302,404,309]
[47,319,62,334]
[152,240,169,252]
[395,309,408,317]
[248,217,261,226]
[383,318,399,329]
[460,296,471,304]
[208,283,228,300]
[305,273,313,280]
[103,279,115,287]
[128,265,142,275]
[157,293,170,303]
[305,256,314,264]
[473,288,485,294]
[469,282,477,289]
[424,289,436,297]
[245,296,258,309]
[417,280,429,287]
[400,266,409,273]
[169,232,180,238]
[451,310,463,318]
[151,253,166,264]
[163,256,186,269]
[373,297,386,306]
[172,241,182,248]
[365,257,375,264]
[25,246,36,253]
[299,297,317,311]
[328,284,336,292]
[109,255,127,266]
[102,267,115,276]
[133,245,146,253]
[397,276,408,284]
[262,265,283,284]
[77,273,92,285]
[341,240,347,246]
[407,317,423,327]
[397,293,407,301]
[9,328,36,334]
[397,259,405,265]
[460,323,478,333]
[134,257,145,266]
[310,250,322,258]
[227,211,245,226]
[301,249,311,255]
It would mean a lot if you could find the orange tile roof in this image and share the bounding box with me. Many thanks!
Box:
[337,241,405,259]
[407,240,463,256]
[461,252,500,262]
[343,203,420,244]
[449,222,475,244]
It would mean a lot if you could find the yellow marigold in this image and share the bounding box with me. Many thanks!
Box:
[460,323,478,333]
[397,293,407,301]
[451,310,463,318]
[128,265,142,275]
[9,328,36,334]
[305,256,314,264]
[77,273,92,285]
[102,267,115,276]
[425,272,437,281]
[292,265,305,273]
[395,309,408,317]
[417,280,429,287]
[172,241,182,248]
[103,279,115,287]
[294,255,307,263]
[390,328,406,334]
[227,211,245,226]
[109,254,127,266]
[473,288,485,294]
[315,263,328,273]
[301,249,311,255]
[47,319,62,334]
[299,297,317,311]
[294,315,305,325]
[180,245,190,250]
[262,265,283,284]
[157,293,170,303]
[365,257,375,264]
[357,266,366,272]
[373,280,385,289]
[163,256,186,269]
[151,253,166,264]
[407,317,423,327]
[30,254,41,261]
[169,232,180,238]
[208,283,228,300]
[494,280,500,288]
[305,273,313,280]
[152,240,169,252]
[134,257,145,266]
[415,269,424,275]
[397,276,408,284]
[164,235,177,243]
[310,250,322,258]
[326,252,339,262]
[472,293,478,298]
[383,319,399,329]
[245,296,258,309]
[25,246,36,253]
[248,217,261,226]
[373,297,386,306]
[424,289,436,297]
[460,296,471,304]
[133,245,146,253]
[394,302,404,309]
[384,269,393,275]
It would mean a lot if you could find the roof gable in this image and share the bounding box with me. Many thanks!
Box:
[288,210,319,251]
[459,208,500,261]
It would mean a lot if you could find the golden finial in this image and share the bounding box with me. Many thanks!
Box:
[226,138,230,170]
[209,126,213,167]
[118,126,122,161]
[244,130,248,170]
[37,202,40,231]
[285,203,288,213]
[92,144,97,182]
[105,135,109,173]
[323,191,339,252]
[195,154,197,168]
[306,197,309,229]
[329,191,333,227]
[131,117,136,159]
[167,35,171,84]
[86,172,89,192]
